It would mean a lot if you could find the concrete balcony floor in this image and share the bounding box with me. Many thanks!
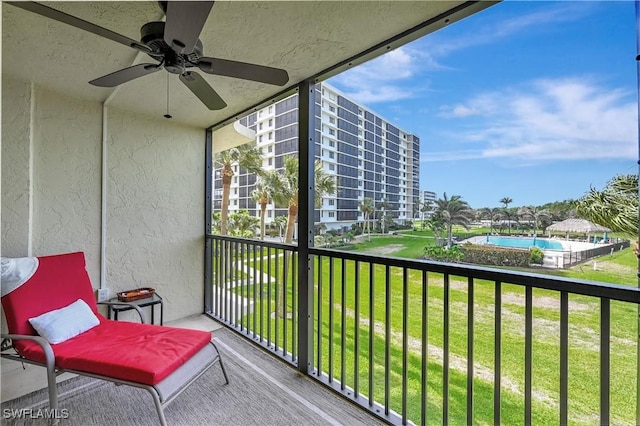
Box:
[1,315,383,425]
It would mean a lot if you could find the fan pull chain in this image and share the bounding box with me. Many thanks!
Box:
[164,73,172,119]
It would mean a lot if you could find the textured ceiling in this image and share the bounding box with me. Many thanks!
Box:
[2,1,494,129]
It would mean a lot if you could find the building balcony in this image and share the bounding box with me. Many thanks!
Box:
[1,313,384,425]
[206,235,640,425]
[2,235,638,425]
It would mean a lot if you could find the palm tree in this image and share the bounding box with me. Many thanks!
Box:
[359,197,374,240]
[500,197,513,209]
[500,196,514,235]
[270,155,336,318]
[251,175,275,240]
[518,206,551,235]
[434,193,474,248]
[426,214,445,246]
[270,156,336,244]
[273,215,288,242]
[576,174,638,236]
[214,143,264,235]
[420,200,433,230]
[377,198,392,233]
[478,207,502,234]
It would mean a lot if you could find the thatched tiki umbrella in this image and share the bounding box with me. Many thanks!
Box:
[546,218,612,241]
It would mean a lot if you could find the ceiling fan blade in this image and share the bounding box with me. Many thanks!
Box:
[89,64,161,87]
[7,2,153,55]
[198,57,289,86]
[164,1,214,54]
[179,71,226,110]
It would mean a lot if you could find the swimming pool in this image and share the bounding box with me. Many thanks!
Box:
[482,236,564,250]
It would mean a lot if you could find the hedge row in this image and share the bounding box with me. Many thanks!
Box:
[461,245,531,267]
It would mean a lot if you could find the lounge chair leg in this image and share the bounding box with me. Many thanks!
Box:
[149,390,167,426]
[210,342,229,385]
[42,346,59,425]
[46,367,59,425]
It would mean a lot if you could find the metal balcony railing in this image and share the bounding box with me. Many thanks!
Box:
[205,234,640,425]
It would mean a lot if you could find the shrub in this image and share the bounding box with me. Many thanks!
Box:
[423,245,464,262]
[530,247,544,264]
[460,245,530,267]
[351,223,363,236]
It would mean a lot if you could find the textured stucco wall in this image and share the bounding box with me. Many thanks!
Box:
[1,76,206,322]
[31,87,103,282]
[1,76,33,257]
[105,108,205,322]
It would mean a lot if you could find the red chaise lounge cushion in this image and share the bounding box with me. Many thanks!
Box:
[2,251,212,386]
[14,317,211,386]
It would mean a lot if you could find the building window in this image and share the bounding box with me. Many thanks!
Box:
[329,128,335,136]
[269,132,273,140]
[259,135,263,142]
[269,119,273,127]
[328,199,335,206]
[329,164,335,171]
[268,145,273,153]
[268,158,273,166]
[328,211,335,218]
[329,105,336,113]
[329,140,335,148]
[259,122,263,130]
[329,151,334,159]
[329,117,336,124]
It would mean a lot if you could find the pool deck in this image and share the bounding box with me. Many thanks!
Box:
[460,235,615,268]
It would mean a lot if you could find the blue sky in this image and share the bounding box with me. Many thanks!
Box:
[329,1,637,209]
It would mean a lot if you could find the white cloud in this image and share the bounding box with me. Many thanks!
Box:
[423,2,594,58]
[330,2,596,105]
[330,47,426,104]
[423,78,637,163]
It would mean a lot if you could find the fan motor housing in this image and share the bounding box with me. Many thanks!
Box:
[141,21,203,60]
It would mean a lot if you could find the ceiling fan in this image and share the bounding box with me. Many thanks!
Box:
[8,1,290,110]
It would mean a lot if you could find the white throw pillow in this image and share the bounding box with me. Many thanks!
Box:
[29,299,100,344]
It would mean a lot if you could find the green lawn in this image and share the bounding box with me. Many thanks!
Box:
[228,236,638,425]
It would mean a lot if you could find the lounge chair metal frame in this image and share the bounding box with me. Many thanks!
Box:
[1,326,229,426]
[1,252,229,426]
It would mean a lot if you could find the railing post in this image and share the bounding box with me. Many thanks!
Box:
[297,79,316,374]
[635,2,640,423]
[204,128,213,313]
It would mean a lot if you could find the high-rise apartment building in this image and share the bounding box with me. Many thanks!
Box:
[213,83,420,232]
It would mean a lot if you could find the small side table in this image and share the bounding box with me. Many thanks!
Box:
[107,293,163,325]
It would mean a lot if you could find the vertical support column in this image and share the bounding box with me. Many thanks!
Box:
[204,128,213,314]
[297,79,315,374]
[635,2,640,423]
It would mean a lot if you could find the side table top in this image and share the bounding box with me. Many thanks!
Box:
[108,293,162,309]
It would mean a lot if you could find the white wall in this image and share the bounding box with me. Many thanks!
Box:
[1,77,33,256]
[105,108,205,319]
[31,87,103,280]
[1,75,206,322]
